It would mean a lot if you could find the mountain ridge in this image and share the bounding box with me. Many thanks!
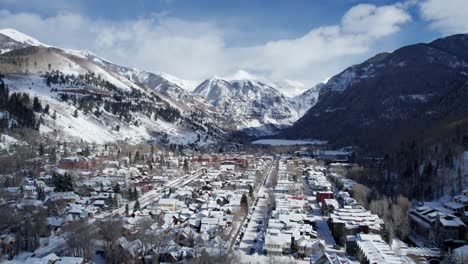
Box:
[282,33,468,150]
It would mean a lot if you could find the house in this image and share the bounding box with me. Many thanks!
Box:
[191,155,214,164]
[59,156,99,170]
[434,213,466,244]
[322,198,340,216]
[444,201,464,215]
[329,206,383,245]
[200,217,226,235]
[351,234,404,264]
[337,191,357,206]
[220,162,235,172]
[316,191,334,203]
[158,198,179,212]
[118,237,142,262]
[176,227,195,247]
[409,204,466,245]
[23,185,37,199]
[295,236,321,258]
[453,194,468,207]
[264,229,292,255]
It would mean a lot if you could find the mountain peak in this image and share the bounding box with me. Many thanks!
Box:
[274,79,307,97]
[208,74,223,81]
[0,28,46,46]
[224,69,260,81]
[157,72,200,91]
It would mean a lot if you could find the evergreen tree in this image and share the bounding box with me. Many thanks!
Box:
[38,143,44,156]
[73,109,78,118]
[33,96,42,112]
[50,147,57,162]
[64,173,74,191]
[133,199,140,212]
[125,204,129,216]
[63,141,68,156]
[106,194,113,206]
[128,188,134,201]
[183,159,189,173]
[135,151,140,161]
[36,187,45,200]
[240,193,249,212]
[44,104,49,114]
[52,110,57,120]
[82,146,90,157]
[52,173,74,192]
[113,183,120,194]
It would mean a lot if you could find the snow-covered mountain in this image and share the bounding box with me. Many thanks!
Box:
[192,70,316,135]
[0,28,47,49]
[0,28,48,54]
[157,72,200,91]
[0,29,225,145]
[283,33,468,148]
[0,28,321,141]
[290,83,323,117]
[274,79,308,97]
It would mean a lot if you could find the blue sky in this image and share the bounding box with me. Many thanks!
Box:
[0,0,466,90]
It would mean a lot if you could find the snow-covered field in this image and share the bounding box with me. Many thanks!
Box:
[251,139,326,146]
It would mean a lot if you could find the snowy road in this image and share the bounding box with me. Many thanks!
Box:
[236,160,277,254]
[315,218,336,247]
[237,189,269,254]
[302,174,336,247]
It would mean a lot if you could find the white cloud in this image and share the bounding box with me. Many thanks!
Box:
[0,2,411,86]
[420,0,468,34]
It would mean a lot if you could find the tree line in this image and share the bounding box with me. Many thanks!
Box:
[0,78,38,130]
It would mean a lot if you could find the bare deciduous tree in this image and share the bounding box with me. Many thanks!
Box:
[137,218,174,263]
[63,220,96,261]
[98,216,123,264]
[350,184,371,208]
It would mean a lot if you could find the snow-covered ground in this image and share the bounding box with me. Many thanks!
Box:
[302,176,337,247]
[236,251,309,264]
[0,134,27,150]
[237,188,269,254]
[251,139,327,146]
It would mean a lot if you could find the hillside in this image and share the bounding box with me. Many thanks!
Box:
[0,29,321,141]
[0,41,225,145]
[282,34,468,151]
[193,71,318,136]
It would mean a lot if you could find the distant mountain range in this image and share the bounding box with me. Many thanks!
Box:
[0,28,320,144]
[4,27,466,149]
[281,33,468,150]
